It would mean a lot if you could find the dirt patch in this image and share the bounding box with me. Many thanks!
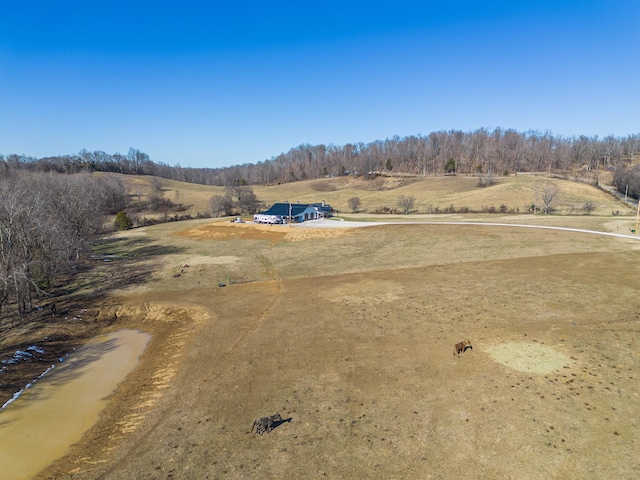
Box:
[175,221,354,242]
[485,342,573,374]
[176,222,288,242]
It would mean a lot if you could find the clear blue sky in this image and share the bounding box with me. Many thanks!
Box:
[1,1,638,169]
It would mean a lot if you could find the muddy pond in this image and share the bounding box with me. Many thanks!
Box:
[0,329,150,480]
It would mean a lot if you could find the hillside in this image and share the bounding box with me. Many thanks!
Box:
[99,172,635,219]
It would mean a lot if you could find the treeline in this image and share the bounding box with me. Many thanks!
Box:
[2,129,640,189]
[0,171,128,315]
[250,129,640,186]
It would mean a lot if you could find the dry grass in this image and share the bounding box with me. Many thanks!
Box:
[95,172,226,216]
[256,174,633,216]
[33,217,640,480]
[99,172,634,219]
[97,216,640,294]
[7,172,635,480]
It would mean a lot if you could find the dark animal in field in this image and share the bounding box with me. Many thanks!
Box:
[454,339,472,357]
[251,413,282,435]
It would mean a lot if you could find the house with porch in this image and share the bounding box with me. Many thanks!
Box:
[253,201,332,224]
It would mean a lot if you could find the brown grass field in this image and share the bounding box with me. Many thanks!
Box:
[101,172,635,218]
[2,175,639,479]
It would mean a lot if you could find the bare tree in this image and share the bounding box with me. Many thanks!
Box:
[477,169,496,188]
[97,174,129,214]
[147,177,164,211]
[208,195,233,217]
[397,195,416,214]
[132,182,145,212]
[348,197,361,213]
[237,191,262,215]
[128,147,150,175]
[225,185,252,202]
[0,171,115,315]
[224,185,262,215]
[538,181,560,215]
[582,201,597,215]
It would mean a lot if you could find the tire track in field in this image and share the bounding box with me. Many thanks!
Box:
[223,252,282,354]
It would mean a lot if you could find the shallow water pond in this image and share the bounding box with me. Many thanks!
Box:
[0,329,150,480]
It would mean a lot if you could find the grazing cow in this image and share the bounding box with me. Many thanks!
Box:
[251,413,282,435]
[454,339,472,357]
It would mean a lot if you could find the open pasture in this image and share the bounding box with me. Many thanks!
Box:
[97,172,634,218]
[31,217,640,479]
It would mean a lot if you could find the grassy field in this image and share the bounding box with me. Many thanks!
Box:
[101,172,636,219]
[26,213,640,480]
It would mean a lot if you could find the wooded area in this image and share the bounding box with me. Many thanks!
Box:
[2,129,639,189]
[0,171,128,315]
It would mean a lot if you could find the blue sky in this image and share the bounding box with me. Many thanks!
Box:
[1,1,638,169]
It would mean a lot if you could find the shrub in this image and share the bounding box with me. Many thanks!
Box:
[582,201,597,215]
[114,211,133,230]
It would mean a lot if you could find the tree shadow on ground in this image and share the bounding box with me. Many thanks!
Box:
[93,235,185,259]
[56,236,185,299]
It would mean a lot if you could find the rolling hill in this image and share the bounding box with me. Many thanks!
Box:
[97,172,635,219]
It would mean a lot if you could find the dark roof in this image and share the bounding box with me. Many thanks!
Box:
[260,202,330,216]
[307,203,332,214]
[260,203,312,216]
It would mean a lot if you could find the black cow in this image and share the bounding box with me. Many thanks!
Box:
[251,413,282,435]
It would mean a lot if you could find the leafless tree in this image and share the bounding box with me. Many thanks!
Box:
[147,177,164,211]
[97,174,129,214]
[582,201,597,215]
[0,171,115,315]
[348,197,361,213]
[237,191,262,215]
[538,181,560,215]
[224,186,262,215]
[208,195,234,217]
[128,147,150,175]
[225,185,251,203]
[477,168,496,188]
[397,195,416,214]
